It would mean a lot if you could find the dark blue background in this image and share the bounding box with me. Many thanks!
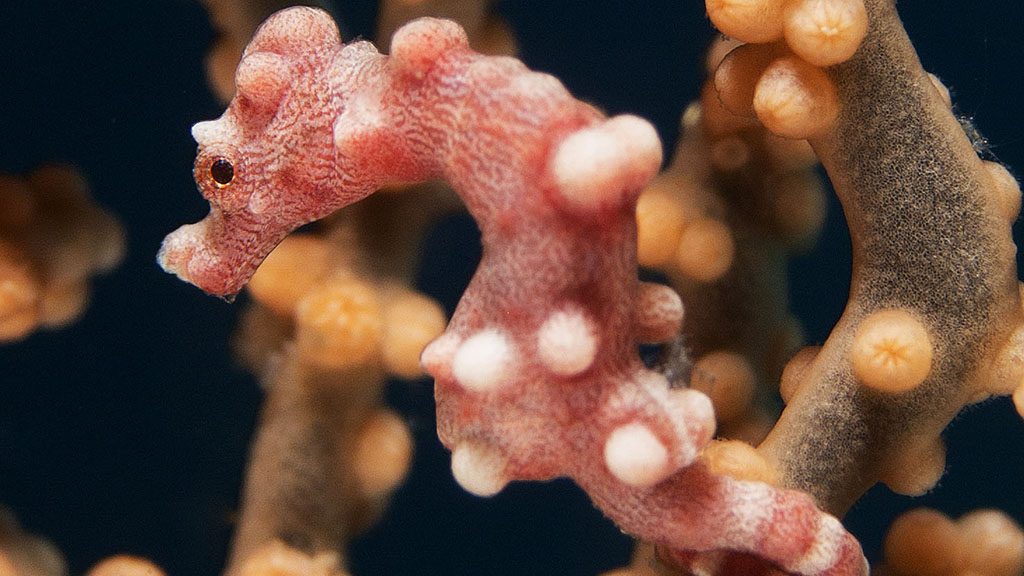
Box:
[0,1,1022,574]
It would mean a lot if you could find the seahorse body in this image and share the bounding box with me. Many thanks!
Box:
[159,8,866,575]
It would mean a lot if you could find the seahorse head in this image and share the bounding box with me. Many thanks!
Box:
[160,9,473,297]
[159,7,354,297]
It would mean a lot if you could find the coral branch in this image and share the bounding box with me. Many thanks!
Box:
[227,231,435,572]
[228,352,379,571]
[722,0,1024,514]
[637,85,825,443]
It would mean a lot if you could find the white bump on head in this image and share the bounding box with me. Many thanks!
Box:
[451,441,509,497]
[536,306,598,377]
[332,90,385,156]
[451,329,515,392]
[390,18,469,80]
[235,51,291,112]
[603,422,673,488]
[603,115,663,185]
[191,120,227,144]
[551,127,624,212]
[512,71,566,102]
[786,514,845,575]
[344,82,385,126]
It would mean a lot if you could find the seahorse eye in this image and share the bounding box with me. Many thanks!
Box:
[210,157,235,187]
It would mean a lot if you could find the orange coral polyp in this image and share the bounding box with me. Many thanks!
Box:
[780,345,820,403]
[248,235,333,317]
[674,217,736,283]
[353,409,414,498]
[783,0,868,67]
[294,278,384,369]
[691,351,756,423]
[879,437,945,496]
[37,281,88,328]
[753,56,840,139]
[381,289,446,378]
[706,0,786,44]
[983,160,1022,221]
[850,309,933,393]
[635,186,687,267]
[884,508,965,576]
[957,510,1024,576]
[86,555,166,576]
[883,509,1024,576]
[1014,384,1024,419]
[701,439,778,484]
[235,541,344,576]
[0,554,14,576]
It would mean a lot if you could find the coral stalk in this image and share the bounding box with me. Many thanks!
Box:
[747,0,1022,514]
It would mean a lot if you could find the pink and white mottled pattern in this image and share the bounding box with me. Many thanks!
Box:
[158,8,866,574]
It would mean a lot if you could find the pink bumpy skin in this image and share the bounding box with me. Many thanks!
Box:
[159,8,866,574]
